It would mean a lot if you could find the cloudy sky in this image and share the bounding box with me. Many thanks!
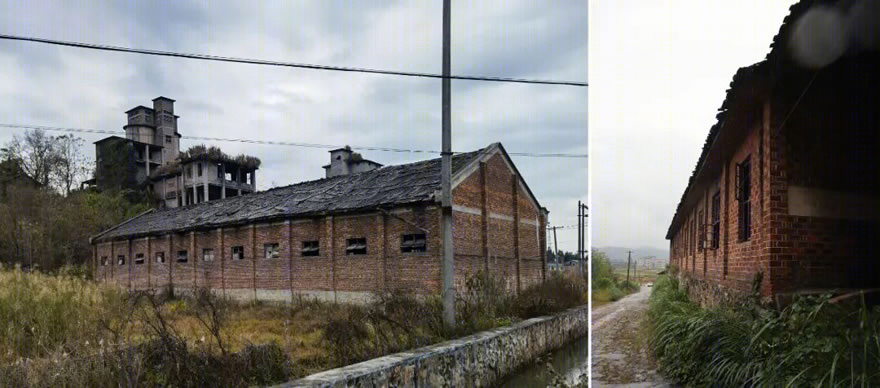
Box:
[0,1,587,251]
[589,1,794,251]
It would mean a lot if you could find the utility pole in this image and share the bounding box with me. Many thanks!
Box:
[440,0,455,328]
[626,250,632,284]
[548,226,560,259]
[577,201,588,278]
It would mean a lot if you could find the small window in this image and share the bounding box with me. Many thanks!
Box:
[711,192,721,249]
[177,250,188,263]
[202,248,214,262]
[117,255,126,265]
[736,157,751,241]
[165,135,172,143]
[187,165,192,178]
[197,163,203,177]
[231,246,244,260]
[346,238,367,255]
[100,256,108,266]
[401,233,427,253]
[156,252,165,263]
[135,253,145,265]
[301,241,319,257]
[264,243,280,259]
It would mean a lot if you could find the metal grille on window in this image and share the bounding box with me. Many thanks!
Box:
[301,241,319,257]
[401,233,427,253]
[346,238,367,255]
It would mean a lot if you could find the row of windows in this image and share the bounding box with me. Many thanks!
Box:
[100,234,427,266]
[679,156,752,257]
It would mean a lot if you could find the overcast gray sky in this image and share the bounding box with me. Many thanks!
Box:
[0,1,587,251]
[589,1,794,250]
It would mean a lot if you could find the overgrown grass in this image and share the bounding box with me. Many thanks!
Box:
[322,271,588,365]
[1,267,587,386]
[648,275,880,387]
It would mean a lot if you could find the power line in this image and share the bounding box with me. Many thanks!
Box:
[0,123,588,158]
[0,34,588,87]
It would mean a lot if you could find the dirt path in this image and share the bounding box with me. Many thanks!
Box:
[591,286,672,387]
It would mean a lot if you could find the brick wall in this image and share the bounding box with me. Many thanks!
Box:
[94,151,547,301]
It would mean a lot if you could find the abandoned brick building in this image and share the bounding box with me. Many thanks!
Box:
[667,1,880,304]
[91,143,548,302]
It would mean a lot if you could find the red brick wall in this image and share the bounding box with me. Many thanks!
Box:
[94,150,547,299]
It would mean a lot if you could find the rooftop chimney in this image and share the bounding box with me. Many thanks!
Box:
[323,146,382,178]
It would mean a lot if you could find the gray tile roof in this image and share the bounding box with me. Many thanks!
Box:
[94,145,490,242]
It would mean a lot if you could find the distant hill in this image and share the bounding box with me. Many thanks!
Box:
[595,246,669,268]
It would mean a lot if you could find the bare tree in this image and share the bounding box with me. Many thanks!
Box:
[53,135,91,195]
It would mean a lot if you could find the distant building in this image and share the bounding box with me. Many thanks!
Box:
[666,1,880,305]
[91,143,549,302]
[89,97,259,208]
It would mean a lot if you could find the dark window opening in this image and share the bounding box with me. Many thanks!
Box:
[177,250,188,263]
[264,243,280,259]
[697,210,705,251]
[197,163,203,177]
[135,253,144,265]
[401,233,427,253]
[202,248,214,262]
[165,135,172,144]
[156,252,165,263]
[736,157,751,241]
[711,192,721,249]
[301,241,319,257]
[346,238,367,255]
[100,256,108,266]
[231,246,244,260]
[117,255,126,265]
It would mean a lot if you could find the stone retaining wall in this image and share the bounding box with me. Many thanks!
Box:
[276,304,589,388]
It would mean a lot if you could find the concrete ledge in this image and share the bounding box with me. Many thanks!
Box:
[274,304,589,388]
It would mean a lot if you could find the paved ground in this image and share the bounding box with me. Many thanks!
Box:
[591,286,672,388]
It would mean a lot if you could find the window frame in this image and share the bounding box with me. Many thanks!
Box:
[736,157,752,242]
[346,237,367,255]
[135,253,145,265]
[301,240,320,257]
[155,251,165,263]
[264,243,280,259]
[202,248,215,262]
[400,233,427,253]
[117,255,126,265]
[231,246,244,260]
[711,192,721,249]
[177,250,189,263]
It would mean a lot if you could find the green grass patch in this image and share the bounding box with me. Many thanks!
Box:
[648,274,880,387]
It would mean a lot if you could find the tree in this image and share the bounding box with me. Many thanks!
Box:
[1,130,62,188]
[53,135,91,195]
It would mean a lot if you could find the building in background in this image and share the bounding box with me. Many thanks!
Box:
[89,97,259,208]
[91,143,548,302]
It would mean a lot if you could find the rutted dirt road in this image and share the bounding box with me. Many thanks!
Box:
[591,286,671,387]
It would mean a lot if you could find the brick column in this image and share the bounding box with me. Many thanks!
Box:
[377,213,386,292]
[287,219,294,303]
[219,227,226,297]
[127,239,133,290]
[146,236,152,290]
[250,223,257,301]
[168,233,174,293]
[190,231,197,291]
[480,162,489,274]
[328,216,337,303]
[512,175,521,294]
